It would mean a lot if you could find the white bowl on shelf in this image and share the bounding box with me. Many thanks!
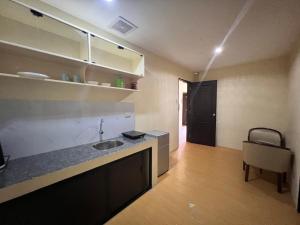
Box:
[101,83,111,87]
[87,81,99,85]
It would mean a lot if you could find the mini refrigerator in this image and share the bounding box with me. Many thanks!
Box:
[146,130,169,176]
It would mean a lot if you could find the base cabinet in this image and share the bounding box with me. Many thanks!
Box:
[0,148,151,225]
[108,149,150,215]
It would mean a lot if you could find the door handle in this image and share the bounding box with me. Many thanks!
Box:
[212,113,216,117]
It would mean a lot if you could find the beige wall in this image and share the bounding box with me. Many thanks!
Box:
[124,53,192,151]
[1,0,193,151]
[287,39,300,207]
[199,57,289,150]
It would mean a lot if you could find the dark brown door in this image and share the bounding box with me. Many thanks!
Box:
[187,80,217,146]
[182,93,187,126]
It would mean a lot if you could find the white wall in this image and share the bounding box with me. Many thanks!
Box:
[0,100,134,159]
[200,57,289,150]
[287,39,300,207]
[178,80,188,127]
[178,80,187,146]
[1,0,193,152]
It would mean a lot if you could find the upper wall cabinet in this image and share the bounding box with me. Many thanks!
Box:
[0,0,89,62]
[90,35,144,76]
[0,0,144,80]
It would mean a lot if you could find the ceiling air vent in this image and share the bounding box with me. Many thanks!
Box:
[110,16,137,35]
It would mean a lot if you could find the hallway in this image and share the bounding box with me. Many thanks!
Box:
[107,143,300,225]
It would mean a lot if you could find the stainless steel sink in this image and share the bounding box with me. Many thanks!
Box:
[93,140,124,150]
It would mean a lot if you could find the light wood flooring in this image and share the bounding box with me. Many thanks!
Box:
[107,143,300,225]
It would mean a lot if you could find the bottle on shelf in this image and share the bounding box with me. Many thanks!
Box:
[115,76,124,88]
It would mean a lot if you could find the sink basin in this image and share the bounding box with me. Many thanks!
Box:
[93,140,124,150]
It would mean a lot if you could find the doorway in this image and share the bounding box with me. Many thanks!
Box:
[178,79,188,146]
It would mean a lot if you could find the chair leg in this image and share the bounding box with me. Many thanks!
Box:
[283,172,287,183]
[277,173,282,193]
[245,164,250,182]
[259,169,263,174]
[243,161,246,171]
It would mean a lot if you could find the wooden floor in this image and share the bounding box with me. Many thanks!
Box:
[107,143,300,225]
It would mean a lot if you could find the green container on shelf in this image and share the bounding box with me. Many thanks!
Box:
[115,76,124,88]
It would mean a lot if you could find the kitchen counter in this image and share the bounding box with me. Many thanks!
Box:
[0,136,158,204]
[146,130,169,136]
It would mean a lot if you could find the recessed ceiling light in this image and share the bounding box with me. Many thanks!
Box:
[214,46,223,55]
[105,0,113,2]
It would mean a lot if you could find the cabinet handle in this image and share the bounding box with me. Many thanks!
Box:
[30,9,43,18]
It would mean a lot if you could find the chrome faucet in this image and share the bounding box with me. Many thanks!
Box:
[99,118,104,142]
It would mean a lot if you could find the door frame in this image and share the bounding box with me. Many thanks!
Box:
[182,93,188,126]
[178,78,192,145]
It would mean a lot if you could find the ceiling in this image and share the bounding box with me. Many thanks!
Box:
[41,0,300,71]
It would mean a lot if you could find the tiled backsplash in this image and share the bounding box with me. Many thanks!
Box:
[0,100,134,159]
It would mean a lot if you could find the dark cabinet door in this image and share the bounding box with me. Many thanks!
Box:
[51,165,109,225]
[0,165,108,225]
[108,149,151,215]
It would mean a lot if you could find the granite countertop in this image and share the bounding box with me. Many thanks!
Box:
[0,135,154,190]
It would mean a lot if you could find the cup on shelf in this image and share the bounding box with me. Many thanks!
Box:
[87,81,99,85]
[73,74,81,83]
[131,81,137,90]
[101,83,111,87]
[61,73,70,82]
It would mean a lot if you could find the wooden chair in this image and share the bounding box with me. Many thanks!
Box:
[242,128,292,193]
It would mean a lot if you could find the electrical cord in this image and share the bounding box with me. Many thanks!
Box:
[0,155,10,172]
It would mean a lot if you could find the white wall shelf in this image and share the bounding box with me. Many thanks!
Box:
[87,62,143,79]
[0,40,143,80]
[0,0,144,91]
[0,73,140,92]
[0,40,88,68]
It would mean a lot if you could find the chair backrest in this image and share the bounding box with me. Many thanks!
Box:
[248,128,284,147]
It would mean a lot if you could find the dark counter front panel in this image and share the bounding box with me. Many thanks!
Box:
[0,148,152,225]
